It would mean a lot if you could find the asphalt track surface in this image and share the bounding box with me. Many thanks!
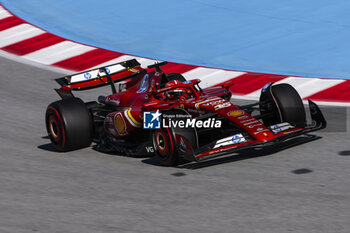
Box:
[1,56,350,233]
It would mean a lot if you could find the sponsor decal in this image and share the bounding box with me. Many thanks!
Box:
[228,110,244,117]
[195,97,221,109]
[137,74,149,93]
[256,127,266,132]
[183,80,191,84]
[262,82,272,92]
[253,127,270,135]
[214,102,231,110]
[213,134,246,149]
[241,118,258,124]
[198,99,232,110]
[247,123,262,129]
[238,115,249,120]
[240,118,263,129]
[98,67,111,76]
[145,146,155,153]
[269,122,293,134]
[84,72,92,79]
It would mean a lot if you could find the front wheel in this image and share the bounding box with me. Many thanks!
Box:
[153,128,179,166]
[260,83,306,127]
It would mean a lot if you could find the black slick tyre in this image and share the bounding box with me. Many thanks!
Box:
[45,98,93,151]
[153,128,179,166]
[270,84,306,127]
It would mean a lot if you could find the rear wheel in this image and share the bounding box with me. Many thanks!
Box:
[153,128,179,166]
[260,83,306,127]
[45,98,93,151]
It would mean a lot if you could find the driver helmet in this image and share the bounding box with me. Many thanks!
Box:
[165,80,186,100]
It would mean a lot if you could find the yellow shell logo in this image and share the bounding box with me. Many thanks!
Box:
[228,110,244,117]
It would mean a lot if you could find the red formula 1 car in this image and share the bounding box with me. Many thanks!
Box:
[46,59,326,166]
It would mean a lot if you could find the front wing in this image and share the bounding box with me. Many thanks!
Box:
[181,100,326,162]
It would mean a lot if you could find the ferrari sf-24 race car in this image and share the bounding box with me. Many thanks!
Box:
[46,59,326,166]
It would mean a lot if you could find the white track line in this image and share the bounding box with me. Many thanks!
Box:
[182,67,219,80]
[0,6,11,20]
[272,76,345,98]
[22,41,95,65]
[245,76,345,99]
[182,67,246,88]
[291,78,345,98]
[0,24,44,47]
[231,94,350,107]
[198,70,245,87]
[0,49,70,74]
[137,57,161,68]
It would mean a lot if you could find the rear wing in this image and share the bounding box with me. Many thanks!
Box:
[55,59,145,91]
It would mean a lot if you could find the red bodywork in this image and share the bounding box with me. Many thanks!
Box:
[55,60,326,161]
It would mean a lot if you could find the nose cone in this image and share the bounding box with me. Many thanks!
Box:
[254,131,275,141]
